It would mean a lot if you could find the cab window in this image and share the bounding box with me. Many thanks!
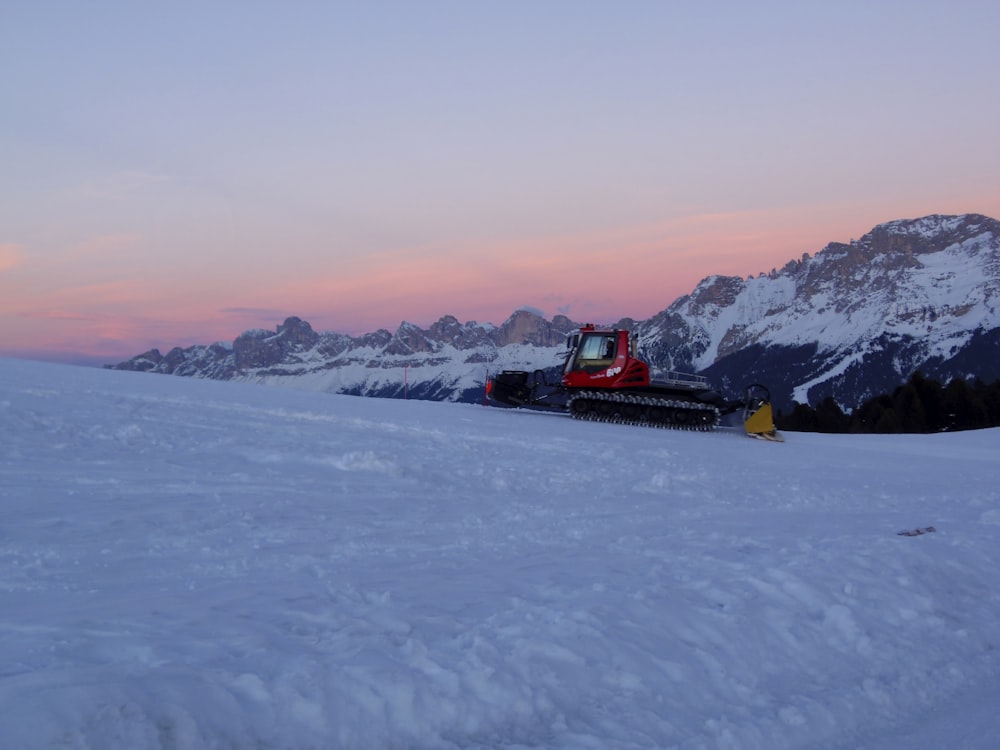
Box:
[577,334,616,365]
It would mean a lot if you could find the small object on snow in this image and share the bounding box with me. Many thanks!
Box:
[897,526,936,537]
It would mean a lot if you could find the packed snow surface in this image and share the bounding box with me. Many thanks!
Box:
[2,359,999,750]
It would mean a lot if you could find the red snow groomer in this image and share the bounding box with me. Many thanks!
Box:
[486,324,782,441]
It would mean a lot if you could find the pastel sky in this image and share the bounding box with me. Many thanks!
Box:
[2,1,998,364]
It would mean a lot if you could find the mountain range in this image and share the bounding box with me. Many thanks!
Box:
[110,213,1000,413]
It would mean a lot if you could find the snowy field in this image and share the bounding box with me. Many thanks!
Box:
[2,358,999,750]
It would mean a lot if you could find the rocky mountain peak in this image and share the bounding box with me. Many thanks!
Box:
[494,310,574,347]
[384,321,434,356]
[276,316,319,347]
[427,315,494,349]
[687,275,746,315]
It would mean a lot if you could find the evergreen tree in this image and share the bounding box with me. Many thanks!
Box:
[872,403,902,433]
[815,396,849,433]
[850,395,893,433]
[981,379,1000,425]
[777,402,817,432]
[943,378,987,430]
[776,375,1000,434]
[909,371,945,431]
[894,381,928,433]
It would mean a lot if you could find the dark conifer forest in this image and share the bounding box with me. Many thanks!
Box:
[776,373,1000,433]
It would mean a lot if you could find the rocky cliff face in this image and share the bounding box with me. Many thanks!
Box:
[635,214,1000,409]
[111,214,1000,412]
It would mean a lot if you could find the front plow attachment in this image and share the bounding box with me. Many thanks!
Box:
[742,385,784,442]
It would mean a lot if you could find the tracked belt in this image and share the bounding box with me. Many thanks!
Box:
[567,390,720,431]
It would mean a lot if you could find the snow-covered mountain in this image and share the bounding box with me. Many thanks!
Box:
[112,310,583,403]
[650,213,1000,410]
[111,213,1000,411]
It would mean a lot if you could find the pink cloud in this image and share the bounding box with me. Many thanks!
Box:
[17,310,95,321]
[0,243,22,273]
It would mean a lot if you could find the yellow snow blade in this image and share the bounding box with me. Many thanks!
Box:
[744,401,783,441]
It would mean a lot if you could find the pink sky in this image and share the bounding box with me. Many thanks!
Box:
[5,195,996,365]
[2,3,998,364]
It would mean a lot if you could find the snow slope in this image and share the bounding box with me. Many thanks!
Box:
[2,359,999,750]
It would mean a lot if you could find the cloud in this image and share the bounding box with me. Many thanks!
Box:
[516,305,546,318]
[219,307,289,319]
[18,310,95,321]
[0,243,22,272]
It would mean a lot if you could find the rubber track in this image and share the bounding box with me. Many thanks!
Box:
[567,390,721,431]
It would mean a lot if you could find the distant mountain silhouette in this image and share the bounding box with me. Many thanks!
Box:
[111,214,1000,412]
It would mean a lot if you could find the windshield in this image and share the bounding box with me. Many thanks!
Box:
[565,332,617,374]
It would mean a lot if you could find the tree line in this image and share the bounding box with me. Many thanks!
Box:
[776,372,1000,433]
